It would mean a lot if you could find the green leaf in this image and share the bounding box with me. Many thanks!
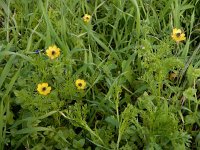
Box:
[195,132,200,148]
[15,127,54,135]
[183,88,197,102]
[73,139,85,148]
[185,114,196,125]
[105,116,119,128]
[0,55,15,89]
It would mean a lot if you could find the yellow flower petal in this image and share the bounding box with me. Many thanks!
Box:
[37,83,51,95]
[46,45,61,59]
[75,79,86,90]
[83,14,91,23]
[45,87,51,94]
[38,83,43,88]
[171,28,186,42]
[176,29,181,33]
[42,83,48,87]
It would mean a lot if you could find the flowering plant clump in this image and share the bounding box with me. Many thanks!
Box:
[75,79,86,90]
[46,45,60,59]
[3,1,200,149]
[37,83,52,95]
[171,28,186,42]
[82,14,91,23]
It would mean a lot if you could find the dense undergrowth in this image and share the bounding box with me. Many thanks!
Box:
[0,0,200,149]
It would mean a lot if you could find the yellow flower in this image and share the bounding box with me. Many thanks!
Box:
[37,83,51,95]
[83,14,91,23]
[75,79,86,90]
[169,71,178,81]
[46,45,60,59]
[171,28,186,42]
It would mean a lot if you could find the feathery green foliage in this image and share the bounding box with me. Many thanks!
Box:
[0,0,200,149]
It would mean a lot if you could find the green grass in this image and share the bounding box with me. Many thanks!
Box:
[0,0,200,149]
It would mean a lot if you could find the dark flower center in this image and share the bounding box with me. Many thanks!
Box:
[42,87,46,91]
[176,32,181,37]
[78,83,82,87]
[51,50,56,55]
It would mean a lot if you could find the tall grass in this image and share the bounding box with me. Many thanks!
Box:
[0,0,200,149]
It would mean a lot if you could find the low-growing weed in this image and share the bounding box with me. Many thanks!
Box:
[0,0,200,149]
